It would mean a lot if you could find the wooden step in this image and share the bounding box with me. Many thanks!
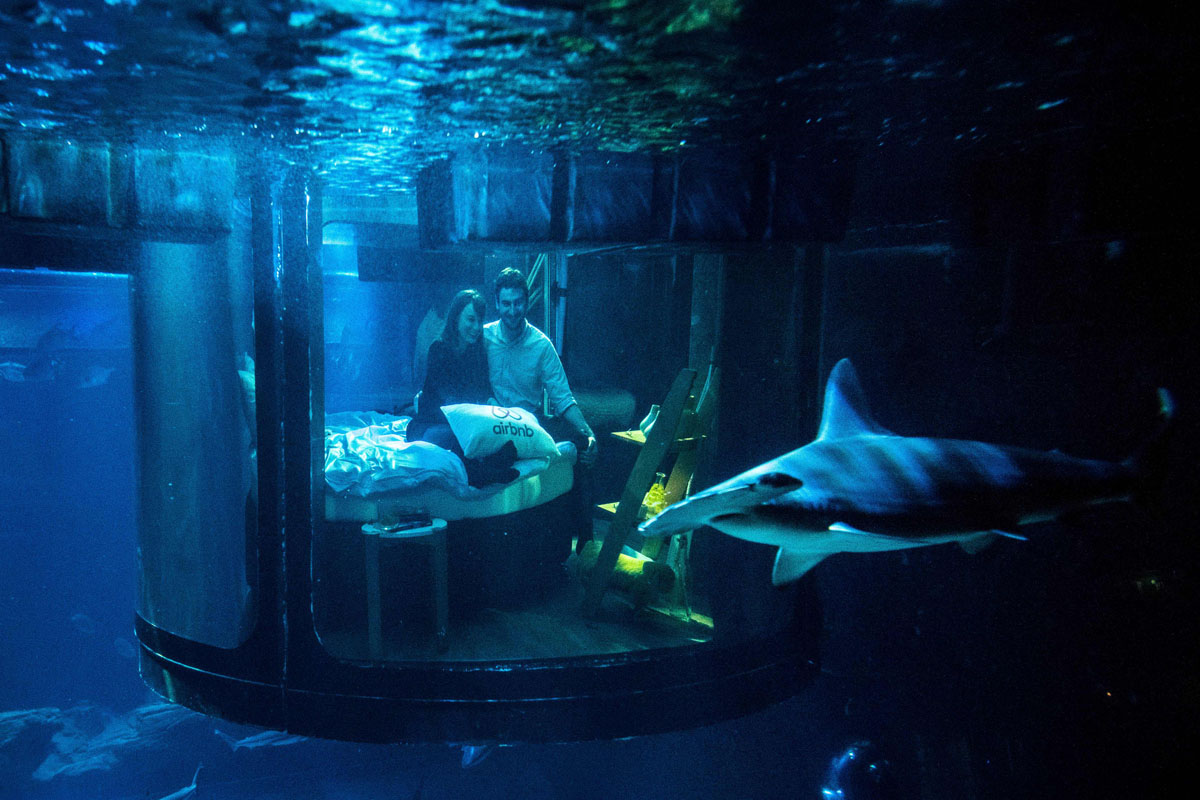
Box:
[611,429,705,451]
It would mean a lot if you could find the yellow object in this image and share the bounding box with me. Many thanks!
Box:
[640,472,669,520]
[576,541,675,609]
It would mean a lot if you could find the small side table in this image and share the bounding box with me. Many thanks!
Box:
[361,517,448,658]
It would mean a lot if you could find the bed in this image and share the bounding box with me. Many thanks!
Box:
[323,411,576,523]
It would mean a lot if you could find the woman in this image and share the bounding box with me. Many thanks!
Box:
[408,289,517,486]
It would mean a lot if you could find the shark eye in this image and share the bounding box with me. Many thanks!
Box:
[758,472,803,490]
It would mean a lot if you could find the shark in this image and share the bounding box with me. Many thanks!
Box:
[639,358,1173,585]
[214,728,309,750]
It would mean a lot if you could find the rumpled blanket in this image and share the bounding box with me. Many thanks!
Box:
[324,412,470,497]
[323,411,568,500]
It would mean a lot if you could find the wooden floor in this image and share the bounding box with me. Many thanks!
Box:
[319,575,713,664]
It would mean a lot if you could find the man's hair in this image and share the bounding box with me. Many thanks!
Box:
[493,268,528,302]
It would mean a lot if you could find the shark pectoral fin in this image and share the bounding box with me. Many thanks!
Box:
[829,522,935,546]
[989,529,1028,541]
[772,548,828,585]
[959,529,1027,555]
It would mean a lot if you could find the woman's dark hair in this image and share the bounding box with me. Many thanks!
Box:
[493,267,528,301]
[439,289,486,348]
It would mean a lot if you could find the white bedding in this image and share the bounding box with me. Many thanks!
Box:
[323,411,567,501]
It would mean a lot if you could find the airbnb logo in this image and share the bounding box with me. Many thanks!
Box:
[493,421,535,437]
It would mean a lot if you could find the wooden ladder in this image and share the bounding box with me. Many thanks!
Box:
[581,364,719,616]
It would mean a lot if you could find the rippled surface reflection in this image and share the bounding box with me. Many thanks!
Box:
[1,1,1190,195]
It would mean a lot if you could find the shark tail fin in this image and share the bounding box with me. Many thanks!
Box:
[1124,387,1175,506]
[772,548,828,585]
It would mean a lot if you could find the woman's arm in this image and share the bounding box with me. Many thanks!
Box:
[420,340,449,409]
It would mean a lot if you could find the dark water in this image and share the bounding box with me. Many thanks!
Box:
[3,265,1197,798]
[3,1,1199,798]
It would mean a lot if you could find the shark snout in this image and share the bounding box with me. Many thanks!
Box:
[638,471,805,539]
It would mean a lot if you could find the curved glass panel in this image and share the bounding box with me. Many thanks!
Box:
[134,235,257,649]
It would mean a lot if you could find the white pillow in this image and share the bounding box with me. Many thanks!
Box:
[442,403,559,459]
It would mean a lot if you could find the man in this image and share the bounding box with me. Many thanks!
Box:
[483,267,598,466]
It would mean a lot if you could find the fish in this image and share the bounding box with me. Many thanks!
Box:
[34,322,82,353]
[0,359,115,387]
[214,728,309,750]
[19,322,78,382]
[639,358,1173,585]
[156,765,202,800]
[460,743,495,768]
[112,637,137,660]
[30,703,203,781]
[3,319,117,386]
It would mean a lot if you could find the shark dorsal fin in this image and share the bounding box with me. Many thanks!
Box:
[816,359,895,440]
